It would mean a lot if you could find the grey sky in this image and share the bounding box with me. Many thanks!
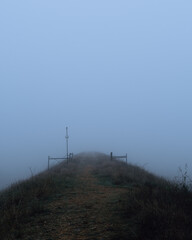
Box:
[0,1,192,188]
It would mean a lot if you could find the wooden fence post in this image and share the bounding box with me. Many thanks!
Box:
[110,152,113,161]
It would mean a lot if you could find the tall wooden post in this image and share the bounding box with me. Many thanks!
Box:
[110,152,113,161]
[48,156,50,170]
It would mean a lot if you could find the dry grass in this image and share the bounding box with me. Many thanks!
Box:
[92,157,192,240]
[0,159,77,239]
[0,174,54,238]
[1,153,192,239]
[92,157,167,187]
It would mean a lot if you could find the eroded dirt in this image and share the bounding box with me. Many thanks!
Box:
[22,165,129,240]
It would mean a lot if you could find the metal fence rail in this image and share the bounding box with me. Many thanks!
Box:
[110,152,127,163]
[48,153,73,170]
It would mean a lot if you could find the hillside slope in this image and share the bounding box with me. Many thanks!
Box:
[1,153,192,239]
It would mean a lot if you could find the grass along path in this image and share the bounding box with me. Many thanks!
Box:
[22,164,129,240]
[2,154,192,239]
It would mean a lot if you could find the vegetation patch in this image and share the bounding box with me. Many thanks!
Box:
[1,153,192,239]
[110,173,192,239]
[93,159,166,187]
[0,160,77,239]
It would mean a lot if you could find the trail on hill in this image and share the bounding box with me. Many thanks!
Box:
[3,153,192,240]
[22,164,129,240]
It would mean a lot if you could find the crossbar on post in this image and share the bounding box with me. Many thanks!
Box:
[110,152,128,163]
[48,156,68,170]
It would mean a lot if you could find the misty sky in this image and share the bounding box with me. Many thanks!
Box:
[0,1,192,188]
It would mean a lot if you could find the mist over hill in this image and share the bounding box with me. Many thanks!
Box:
[1,0,192,194]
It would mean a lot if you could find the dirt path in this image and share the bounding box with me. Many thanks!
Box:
[23,165,129,240]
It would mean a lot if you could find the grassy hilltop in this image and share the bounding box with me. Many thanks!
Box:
[0,152,192,240]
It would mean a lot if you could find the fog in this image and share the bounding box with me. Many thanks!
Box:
[1,1,192,189]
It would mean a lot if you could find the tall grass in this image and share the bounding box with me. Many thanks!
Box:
[92,157,192,240]
[0,173,56,238]
[1,153,192,239]
[119,182,192,240]
[0,159,78,239]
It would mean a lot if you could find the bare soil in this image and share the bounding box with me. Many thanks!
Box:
[22,165,129,240]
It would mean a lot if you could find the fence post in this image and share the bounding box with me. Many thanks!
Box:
[48,156,50,170]
[126,154,127,164]
[110,152,113,161]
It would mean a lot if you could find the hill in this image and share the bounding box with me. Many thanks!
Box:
[0,152,192,239]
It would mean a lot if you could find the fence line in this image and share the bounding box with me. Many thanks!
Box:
[110,152,127,164]
[48,153,73,170]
